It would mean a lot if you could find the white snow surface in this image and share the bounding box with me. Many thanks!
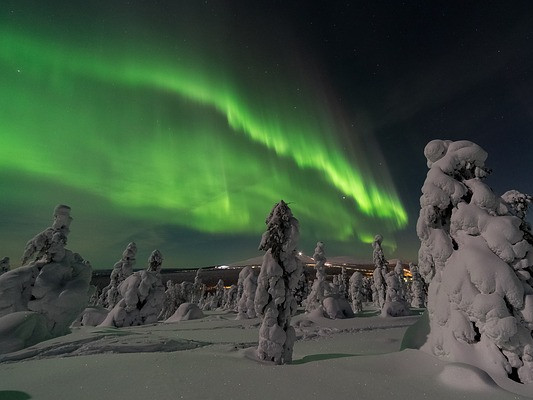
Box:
[0,307,531,399]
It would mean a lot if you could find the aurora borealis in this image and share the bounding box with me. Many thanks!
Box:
[1,2,532,268]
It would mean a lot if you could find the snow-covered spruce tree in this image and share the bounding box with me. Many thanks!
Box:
[191,268,204,304]
[372,234,388,309]
[363,276,373,303]
[222,284,238,311]
[0,257,10,276]
[0,205,92,353]
[237,268,257,319]
[254,200,303,364]
[339,267,348,298]
[208,279,225,310]
[305,241,327,312]
[417,139,533,383]
[348,271,364,314]
[409,263,426,308]
[394,261,407,302]
[159,280,178,320]
[294,268,310,306]
[100,250,165,327]
[98,242,137,309]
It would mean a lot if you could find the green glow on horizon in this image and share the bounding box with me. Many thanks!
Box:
[0,26,407,248]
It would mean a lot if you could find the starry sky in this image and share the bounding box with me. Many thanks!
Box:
[1,1,532,269]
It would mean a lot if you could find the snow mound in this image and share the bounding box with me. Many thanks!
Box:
[439,363,497,391]
[165,303,204,322]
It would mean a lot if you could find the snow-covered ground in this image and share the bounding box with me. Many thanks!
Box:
[0,307,531,400]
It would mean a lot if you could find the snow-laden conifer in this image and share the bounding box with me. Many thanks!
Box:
[372,234,387,309]
[417,139,533,383]
[237,268,257,319]
[305,241,327,312]
[409,263,426,308]
[349,271,364,314]
[254,200,303,364]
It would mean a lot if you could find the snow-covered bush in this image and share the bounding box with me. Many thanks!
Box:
[322,296,355,319]
[349,271,365,313]
[100,250,165,327]
[381,271,410,317]
[0,205,92,353]
[372,234,388,309]
[417,139,533,383]
[0,257,10,276]
[237,267,257,319]
[254,200,303,364]
[305,241,327,312]
[409,263,426,308]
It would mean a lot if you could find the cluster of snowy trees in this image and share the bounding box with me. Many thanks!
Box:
[0,205,92,353]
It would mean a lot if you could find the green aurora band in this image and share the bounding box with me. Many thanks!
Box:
[0,24,407,263]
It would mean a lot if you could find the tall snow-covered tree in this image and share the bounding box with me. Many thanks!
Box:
[409,263,426,308]
[305,241,328,312]
[372,234,387,309]
[191,269,204,304]
[254,200,303,364]
[417,139,533,383]
[237,268,257,319]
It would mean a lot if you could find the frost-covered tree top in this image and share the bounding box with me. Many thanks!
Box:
[417,139,533,383]
[313,241,326,267]
[0,257,9,275]
[21,204,73,265]
[372,234,387,270]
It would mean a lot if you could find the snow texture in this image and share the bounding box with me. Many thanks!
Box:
[0,257,10,276]
[417,139,533,383]
[255,200,303,364]
[0,205,92,353]
[100,250,165,327]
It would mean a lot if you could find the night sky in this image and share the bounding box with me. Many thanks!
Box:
[1,1,532,269]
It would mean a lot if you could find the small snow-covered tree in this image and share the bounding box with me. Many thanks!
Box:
[208,279,225,310]
[98,242,137,309]
[293,268,310,306]
[409,263,426,308]
[100,250,165,327]
[222,284,238,310]
[237,268,257,319]
[191,269,204,304]
[348,271,364,313]
[372,235,387,309]
[417,139,533,383]
[0,257,10,276]
[305,241,327,312]
[159,280,178,320]
[254,200,303,364]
